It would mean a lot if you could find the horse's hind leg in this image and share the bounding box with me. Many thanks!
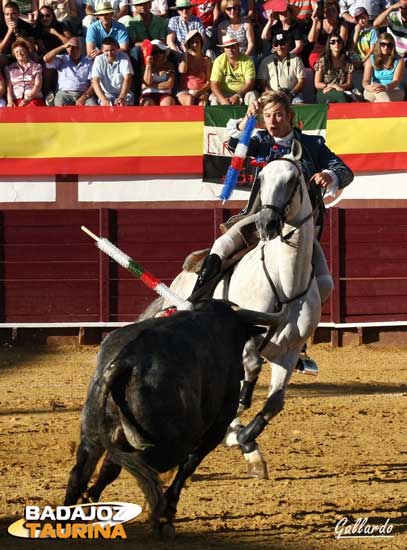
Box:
[84,452,122,502]
[64,440,104,505]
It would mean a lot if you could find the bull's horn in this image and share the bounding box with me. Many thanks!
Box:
[234,305,287,327]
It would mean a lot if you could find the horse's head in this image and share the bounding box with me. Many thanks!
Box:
[257,155,304,241]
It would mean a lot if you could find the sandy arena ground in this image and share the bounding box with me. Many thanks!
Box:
[0,343,406,550]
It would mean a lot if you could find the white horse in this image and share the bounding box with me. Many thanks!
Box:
[162,156,322,478]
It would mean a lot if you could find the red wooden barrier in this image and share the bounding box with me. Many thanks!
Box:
[0,208,406,325]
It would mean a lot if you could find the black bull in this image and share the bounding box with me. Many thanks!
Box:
[64,300,282,535]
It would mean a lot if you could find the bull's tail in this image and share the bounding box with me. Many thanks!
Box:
[96,356,164,514]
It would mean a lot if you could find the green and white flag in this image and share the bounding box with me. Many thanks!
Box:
[203,104,327,184]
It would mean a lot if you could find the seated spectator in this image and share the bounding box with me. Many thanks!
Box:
[86,1,129,58]
[5,38,45,105]
[362,32,405,102]
[167,0,205,55]
[217,0,255,56]
[0,71,6,106]
[209,34,257,104]
[191,0,220,53]
[307,0,348,68]
[140,39,175,104]
[82,0,124,29]
[374,0,407,60]
[39,0,81,34]
[35,5,71,57]
[352,6,377,66]
[314,32,353,103]
[91,36,134,104]
[43,36,96,104]
[288,0,313,29]
[150,0,168,17]
[177,29,211,105]
[340,0,388,25]
[0,1,38,60]
[257,31,306,103]
[2,0,39,21]
[261,4,304,57]
[121,0,168,48]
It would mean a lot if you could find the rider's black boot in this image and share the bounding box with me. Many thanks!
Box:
[191,253,222,294]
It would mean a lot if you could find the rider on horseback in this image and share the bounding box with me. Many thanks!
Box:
[192,90,354,368]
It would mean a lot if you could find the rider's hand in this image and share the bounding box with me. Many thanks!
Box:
[247,99,261,117]
[310,171,332,189]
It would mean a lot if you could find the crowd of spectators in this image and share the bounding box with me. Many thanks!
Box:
[0,0,405,106]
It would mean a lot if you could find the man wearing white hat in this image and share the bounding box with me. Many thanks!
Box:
[167,0,205,54]
[209,34,257,105]
[86,2,129,58]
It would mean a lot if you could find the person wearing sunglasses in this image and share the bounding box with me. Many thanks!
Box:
[257,31,306,103]
[217,0,255,56]
[373,0,407,59]
[308,0,348,69]
[35,6,71,57]
[362,32,405,102]
[261,5,304,58]
[314,33,353,103]
[167,0,205,55]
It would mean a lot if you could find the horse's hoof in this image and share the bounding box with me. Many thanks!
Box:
[247,460,269,480]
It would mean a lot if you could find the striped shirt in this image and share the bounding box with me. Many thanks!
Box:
[387,10,407,58]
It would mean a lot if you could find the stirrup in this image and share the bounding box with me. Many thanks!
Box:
[295,356,319,376]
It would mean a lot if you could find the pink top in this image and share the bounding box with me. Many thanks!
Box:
[179,55,209,91]
[6,61,42,100]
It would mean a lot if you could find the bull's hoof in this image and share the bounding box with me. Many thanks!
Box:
[247,460,269,480]
[161,522,176,539]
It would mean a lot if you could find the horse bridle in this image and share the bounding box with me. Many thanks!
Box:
[260,158,304,241]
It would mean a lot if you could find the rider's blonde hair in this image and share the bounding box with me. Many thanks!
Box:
[259,91,295,126]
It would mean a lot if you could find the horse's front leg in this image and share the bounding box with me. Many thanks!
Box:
[237,352,298,479]
[223,339,263,448]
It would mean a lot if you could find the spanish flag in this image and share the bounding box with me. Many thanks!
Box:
[0,107,204,176]
[327,103,407,172]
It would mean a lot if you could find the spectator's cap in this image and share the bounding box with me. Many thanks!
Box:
[131,0,151,4]
[150,39,169,51]
[217,35,240,47]
[353,6,368,18]
[263,0,288,13]
[170,0,192,9]
[185,29,204,45]
[94,2,115,14]
[272,31,288,45]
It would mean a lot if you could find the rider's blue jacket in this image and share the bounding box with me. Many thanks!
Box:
[228,126,354,218]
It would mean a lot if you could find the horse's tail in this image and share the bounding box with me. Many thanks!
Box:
[137,296,164,321]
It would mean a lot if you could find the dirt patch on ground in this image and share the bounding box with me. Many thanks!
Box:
[0,344,406,550]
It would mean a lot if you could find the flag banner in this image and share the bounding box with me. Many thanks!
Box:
[0,103,406,178]
[327,103,407,172]
[0,107,204,176]
[203,104,328,185]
